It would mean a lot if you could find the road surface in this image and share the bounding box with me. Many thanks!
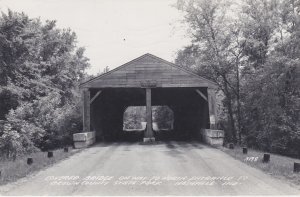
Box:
[0,142,299,196]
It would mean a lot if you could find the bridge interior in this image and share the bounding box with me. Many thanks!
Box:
[90,87,209,142]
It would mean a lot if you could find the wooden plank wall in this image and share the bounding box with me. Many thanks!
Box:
[83,55,215,88]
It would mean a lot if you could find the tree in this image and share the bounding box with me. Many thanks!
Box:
[175,0,300,157]
[0,10,89,158]
[240,0,300,155]
[175,0,244,143]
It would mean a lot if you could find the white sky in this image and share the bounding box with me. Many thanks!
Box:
[0,0,190,75]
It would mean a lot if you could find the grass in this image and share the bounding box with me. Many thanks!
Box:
[0,147,81,186]
[219,145,300,189]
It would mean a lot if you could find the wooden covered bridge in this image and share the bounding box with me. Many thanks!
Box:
[74,53,224,147]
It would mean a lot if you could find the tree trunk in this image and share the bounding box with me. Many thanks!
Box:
[236,59,242,145]
[224,80,237,143]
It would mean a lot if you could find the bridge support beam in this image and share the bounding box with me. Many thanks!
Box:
[73,89,96,149]
[83,89,91,132]
[144,88,155,142]
[207,88,217,129]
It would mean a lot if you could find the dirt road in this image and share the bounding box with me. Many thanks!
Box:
[0,142,299,196]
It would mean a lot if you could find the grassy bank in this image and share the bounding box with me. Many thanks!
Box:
[220,146,300,189]
[0,147,80,185]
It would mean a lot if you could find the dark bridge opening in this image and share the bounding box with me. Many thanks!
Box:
[90,88,209,142]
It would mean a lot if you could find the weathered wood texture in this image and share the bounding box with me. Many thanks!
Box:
[207,88,217,129]
[83,89,90,133]
[90,90,102,104]
[195,89,208,101]
[145,88,154,139]
[81,54,217,89]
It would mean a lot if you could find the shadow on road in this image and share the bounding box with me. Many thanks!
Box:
[92,140,206,149]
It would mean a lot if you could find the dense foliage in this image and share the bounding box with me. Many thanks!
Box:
[0,10,89,159]
[123,106,174,130]
[175,0,300,157]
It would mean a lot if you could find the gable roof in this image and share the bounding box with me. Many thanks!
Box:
[80,53,217,89]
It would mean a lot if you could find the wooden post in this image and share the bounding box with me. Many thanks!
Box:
[144,88,155,142]
[294,162,300,173]
[207,88,217,129]
[263,153,270,163]
[47,151,53,158]
[27,158,33,165]
[243,147,248,154]
[83,89,91,133]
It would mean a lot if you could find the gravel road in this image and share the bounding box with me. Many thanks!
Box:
[0,142,299,196]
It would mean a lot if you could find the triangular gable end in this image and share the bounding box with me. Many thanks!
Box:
[81,53,217,89]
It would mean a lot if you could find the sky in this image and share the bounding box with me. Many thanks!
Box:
[0,0,191,75]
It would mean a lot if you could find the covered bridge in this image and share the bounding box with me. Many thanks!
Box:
[76,53,223,146]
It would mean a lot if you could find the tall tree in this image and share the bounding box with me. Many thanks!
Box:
[240,0,300,155]
[175,0,244,143]
[0,10,90,157]
[175,0,300,153]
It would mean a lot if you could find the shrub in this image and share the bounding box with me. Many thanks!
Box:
[0,123,38,160]
[1,91,83,156]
